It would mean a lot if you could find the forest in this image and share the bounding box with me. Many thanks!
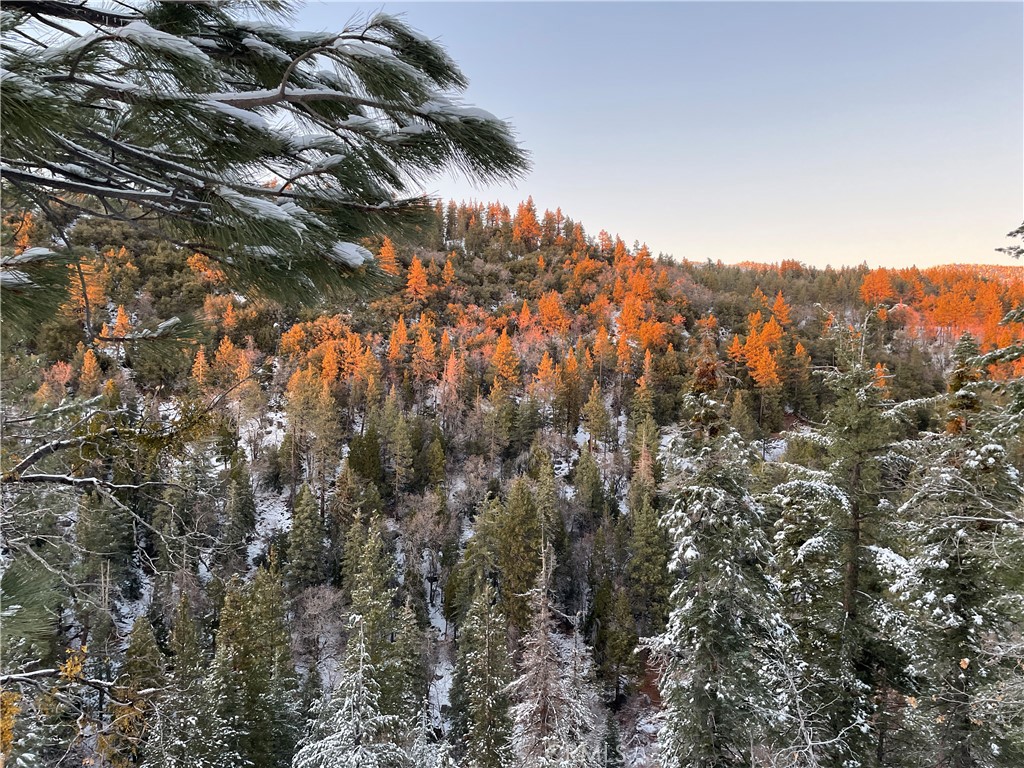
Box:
[2,3,1024,768]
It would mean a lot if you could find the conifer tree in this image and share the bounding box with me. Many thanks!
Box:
[509,548,602,768]
[496,478,543,633]
[208,571,301,768]
[105,616,166,766]
[292,617,410,768]
[340,511,369,601]
[625,492,671,637]
[378,237,402,278]
[407,256,431,304]
[220,466,258,573]
[647,398,783,768]
[574,445,604,516]
[388,415,416,495]
[451,580,514,768]
[766,326,909,767]
[350,519,425,721]
[533,453,569,574]
[288,484,327,592]
[349,421,385,491]
[893,338,1024,767]
[1,4,527,316]
[490,329,521,390]
[143,594,240,768]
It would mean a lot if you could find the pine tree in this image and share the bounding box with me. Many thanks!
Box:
[582,380,611,450]
[490,329,520,390]
[765,329,909,767]
[647,399,783,768]
[208,571,300,768]
[143,594,240,768]
[105,616,166,766]
[288,484,327,592]
[349,420,385,491]
[509,548,602,768]
[496,478,543,634]
[388,414,416,495]
[379,237,402,277]
[407,256,431,304]
[893,346,1024,767]
[625,491,671,637]
[574,446,604,516]
[220,469,257,573]
[533,453,568,573]
[1,5,527,317]
[350,519,425,721]
[292,617,410,768]
[451,580,514,768]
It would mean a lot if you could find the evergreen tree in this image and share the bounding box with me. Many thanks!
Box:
[765,331,911,767]
[496,478,543,633]
[389,414,416,495]
[341,512,369,601]
[221,475,258,573]
[624,493,671,636]
[144,594,243,768]
[288,484,327,592]
[647,398,783,768]
[451,580,514,768]
[574,445,604,516]
[292,617,410,768]
[1,3,527,320]
[105,616,166,766]
[582,380,611,449]
[350,421,385,491]
[208,571,300,768]
[351,519,425,721]
[509,548,602,768]
[893,346,1024,767]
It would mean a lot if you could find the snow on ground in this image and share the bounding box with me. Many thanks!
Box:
[459,516,474,545]
[420,549,454,731]
[658,425,681,455]
[553,457,572,479]
[115,564,154,639]
[755,438,787,462]
[157,399,180,422]
[447,475,467,505]
[248,487,291,570]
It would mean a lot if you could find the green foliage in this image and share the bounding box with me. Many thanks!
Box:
[495,478,543,633]
[451,580,513,768]
[1,3,529,318]
[288,484,327,592]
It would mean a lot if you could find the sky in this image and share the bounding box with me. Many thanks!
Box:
[295,1,1023,269]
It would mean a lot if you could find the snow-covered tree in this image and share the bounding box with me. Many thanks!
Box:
[508,547,603,768]
[451,579,513,768]
[350,518,426,720]
[0,0,528,320]
[207,570,301,768]
[649,397,783,768]
[292,616,410,768]
[891,336,1024,767]
[763,320,919,767]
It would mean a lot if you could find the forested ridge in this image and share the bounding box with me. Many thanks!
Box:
[2,1,1024,767]
[3,199,1024,767]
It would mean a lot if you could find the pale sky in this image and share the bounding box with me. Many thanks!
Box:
[296,1,1023,269]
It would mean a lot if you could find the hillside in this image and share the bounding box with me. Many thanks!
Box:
[3,198,1024,766]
